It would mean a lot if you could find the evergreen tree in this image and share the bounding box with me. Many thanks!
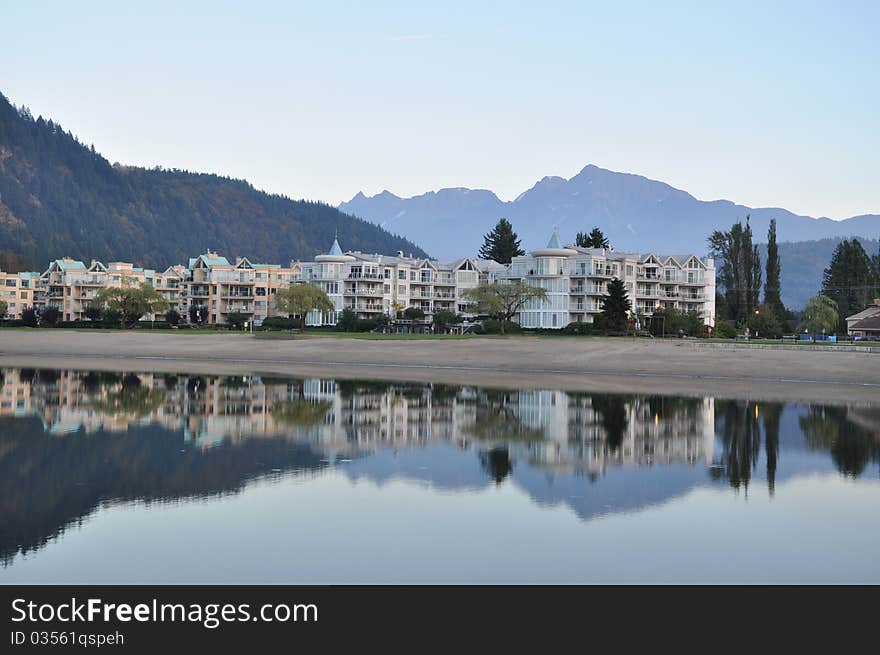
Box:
[600,278,631,333]
[575,227,610,249]
[821,239,877,331]
[479,218,524,264]
[763,219,785,321]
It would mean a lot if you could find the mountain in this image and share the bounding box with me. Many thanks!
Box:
[0,92,426,271]
[340,165,880,260]
[763,237,879,311]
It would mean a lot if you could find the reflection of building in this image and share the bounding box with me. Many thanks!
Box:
[3,368,715,475]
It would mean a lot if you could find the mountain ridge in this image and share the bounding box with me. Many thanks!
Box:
[340,164,879,259]
[0,92,427,271]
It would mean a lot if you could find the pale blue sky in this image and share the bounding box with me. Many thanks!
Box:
[2,1,878,218]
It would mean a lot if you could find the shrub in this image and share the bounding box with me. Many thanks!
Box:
[474,319,522,335]
[563,321,598,336]
[403,307,425,321]
[39,307,62,327]
[165,309,181,326]
[261,316,300,330]
[226,312,249,329]
[22,308,38,327]
[711,320,736,339]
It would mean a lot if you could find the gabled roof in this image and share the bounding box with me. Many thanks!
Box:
[188,253,231,269]
[851,316,880,332]
[846,305,880,323]
[47,258,87,273]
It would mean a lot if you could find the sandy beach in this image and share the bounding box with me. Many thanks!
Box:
[0,331,877,404]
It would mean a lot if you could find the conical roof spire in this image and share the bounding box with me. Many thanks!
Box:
[546,226,562,249]
[329,233,343,256]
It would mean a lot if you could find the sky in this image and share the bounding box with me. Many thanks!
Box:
[1,0,878,218]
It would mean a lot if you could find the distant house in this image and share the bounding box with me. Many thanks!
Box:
[845,299,880,337]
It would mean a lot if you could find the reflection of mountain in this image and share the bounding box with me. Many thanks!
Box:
[0,416,327,564]
[1,367,878,566]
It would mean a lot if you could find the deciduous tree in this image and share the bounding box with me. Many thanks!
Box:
[463,281,548,335]
[799,295,839,336]
[274,283,334,329]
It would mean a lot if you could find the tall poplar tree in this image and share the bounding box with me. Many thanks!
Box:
[763,219,785,321]
[708,216,762,324]
[479,218,525,264]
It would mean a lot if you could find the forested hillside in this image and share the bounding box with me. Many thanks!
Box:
[0,92,426,271]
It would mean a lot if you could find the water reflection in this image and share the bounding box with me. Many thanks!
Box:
[1,367,878,568]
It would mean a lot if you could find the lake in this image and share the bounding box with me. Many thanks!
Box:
[1,367,878,583]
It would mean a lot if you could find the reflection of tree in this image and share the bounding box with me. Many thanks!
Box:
[480,446,512,484]
[271,399,332,428]
[464,390,545,443]
[80,371,122,392]
[714,400,761,491]
[800,407,878,478]
[89,375,165,419]
[591,394,629,452]
[762,403,783,495]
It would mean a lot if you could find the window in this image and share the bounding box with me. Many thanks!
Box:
[410,271,416,281]
[383,284,391,294]
[397,285,406,295]
[20,292,27,299]
[5,279,15,287]
[398,269,406,280]
[384,269,391,279]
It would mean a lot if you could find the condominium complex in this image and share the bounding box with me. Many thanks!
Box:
[495,230,716,329]
[0,230,715,329]
[300,237,498,326]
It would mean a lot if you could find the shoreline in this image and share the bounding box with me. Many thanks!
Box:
[1,331,878,405]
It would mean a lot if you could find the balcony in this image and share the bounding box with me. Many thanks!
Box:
[345,286,381,296]
[680,275,706,285]
[345,304,384,312]
[592,267,616,278]
[637,271,660,280]
[222,304,254,314]
[347,272,383,280]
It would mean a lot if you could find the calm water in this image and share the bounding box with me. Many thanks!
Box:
[1,367,878,584]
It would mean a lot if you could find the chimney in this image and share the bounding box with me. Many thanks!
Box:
[397,250,404,258]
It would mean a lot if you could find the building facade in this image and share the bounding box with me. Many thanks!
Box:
[1,232,715,329]
[494,230,716,328]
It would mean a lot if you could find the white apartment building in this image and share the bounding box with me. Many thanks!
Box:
[495,230,716,329]
[300,237,486,326]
